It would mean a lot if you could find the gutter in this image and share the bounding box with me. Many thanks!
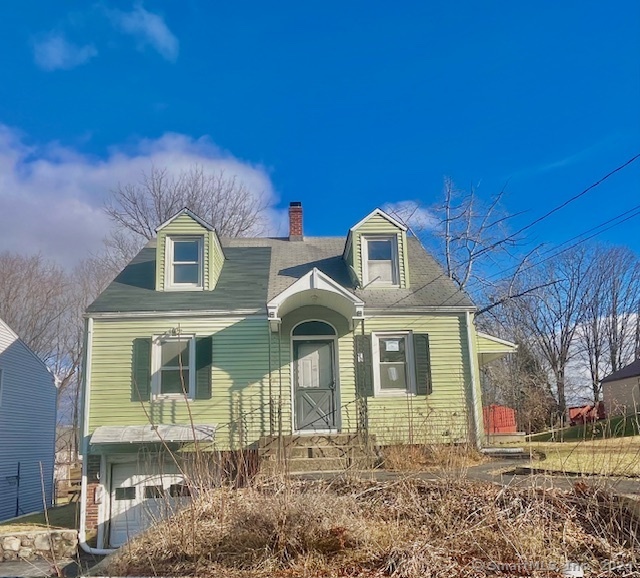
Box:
[465,311,483,449]
[78,316,116,555]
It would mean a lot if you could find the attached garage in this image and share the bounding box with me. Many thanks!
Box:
[108,458,191,547]
[88,424,215,548]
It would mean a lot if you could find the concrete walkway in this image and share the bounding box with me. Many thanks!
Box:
[0,553,103,578]
[466,459,640,495]
[0,558,65,578]
[294,458,640,495]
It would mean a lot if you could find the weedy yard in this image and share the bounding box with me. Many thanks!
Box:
[105,475,639,578]
[526,436,640,477]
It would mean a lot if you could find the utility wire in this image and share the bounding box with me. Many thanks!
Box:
[450,153,640,265]
[365,153,640,316]
[464,201,640,291]
[444,206,640,310]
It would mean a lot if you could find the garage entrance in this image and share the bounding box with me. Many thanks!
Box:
[108,459,190,547]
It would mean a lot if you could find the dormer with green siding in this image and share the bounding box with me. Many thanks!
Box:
[154,208,225,291]
[343,208,410,289]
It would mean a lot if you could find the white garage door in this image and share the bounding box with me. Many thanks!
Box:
[109,459,191,547]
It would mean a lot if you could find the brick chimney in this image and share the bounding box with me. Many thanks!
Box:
[289,201,303,241]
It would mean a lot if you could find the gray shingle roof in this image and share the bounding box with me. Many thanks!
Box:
[87,236,474,313]
[601,359,640,383]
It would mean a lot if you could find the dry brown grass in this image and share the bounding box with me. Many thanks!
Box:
[381,442,486,473]
[106,476,639,578]
[526,436,640,477]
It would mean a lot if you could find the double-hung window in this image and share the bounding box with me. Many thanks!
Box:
[152,335,196,399]
[372,332,415,395]
[167,236,203,289]
[363,236,399,286]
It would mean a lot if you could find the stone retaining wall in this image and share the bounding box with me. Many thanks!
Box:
[0,530,78,562]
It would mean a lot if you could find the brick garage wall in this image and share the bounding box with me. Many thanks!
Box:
[85,455,101,534]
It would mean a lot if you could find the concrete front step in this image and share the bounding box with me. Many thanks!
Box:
[482,447,530,460]
[262,455,377,474]
[261,445,374,459]
[258,433,378,473]
[259,433,369,449]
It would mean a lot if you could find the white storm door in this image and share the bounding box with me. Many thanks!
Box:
[293,340,336,430]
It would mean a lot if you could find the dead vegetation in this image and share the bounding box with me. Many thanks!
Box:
[106,476,639,577]
[381,442,486,473]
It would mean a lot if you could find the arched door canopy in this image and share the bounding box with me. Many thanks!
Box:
[267,268,364,332]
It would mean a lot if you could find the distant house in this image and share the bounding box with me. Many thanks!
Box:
[601,359,640,417]
[0,318,57,521]
[55,425,79,487]
[568,402,605,426]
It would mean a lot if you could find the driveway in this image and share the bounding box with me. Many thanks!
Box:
[294,458,640,496]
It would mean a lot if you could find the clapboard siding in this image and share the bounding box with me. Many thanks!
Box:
[210,231,225,288]
[89,316,272,449]
[88,310,480,450]
[351,213,409,288]
[0,321,56,521]
[361,313,472,443]
[155,213,224,291]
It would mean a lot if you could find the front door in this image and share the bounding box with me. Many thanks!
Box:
[293,340,337,430]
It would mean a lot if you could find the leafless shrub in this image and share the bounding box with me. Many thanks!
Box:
[107,475,639,578]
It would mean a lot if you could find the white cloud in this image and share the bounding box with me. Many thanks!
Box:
[110,4,179,62]
[382,200,438,233]
[32,32,97,71]
[0,126,282,268]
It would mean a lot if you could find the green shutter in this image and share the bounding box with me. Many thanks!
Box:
[413,333,432,395]
[354,334,373,398]
[195,336,212,400]
[131,338,151,402]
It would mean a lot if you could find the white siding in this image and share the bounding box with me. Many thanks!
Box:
[0,320,57,521]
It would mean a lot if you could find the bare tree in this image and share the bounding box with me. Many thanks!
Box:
[437,178,519,292]
[0,253,70,364]
[505,246,595,414]
[576,246,640,402]
[388,178,528,304]
[603,248,640,372]
[105,164,269,242]
[0,251,114,460]
[482,341,557,434]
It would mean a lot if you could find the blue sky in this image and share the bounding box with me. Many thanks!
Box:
[0,1,638,266]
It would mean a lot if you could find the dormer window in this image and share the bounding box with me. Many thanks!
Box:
[363,236,399,286]
[166,236,203,290]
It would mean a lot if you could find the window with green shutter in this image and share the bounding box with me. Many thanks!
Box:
[132,335,213,402]
[364,331,433,397]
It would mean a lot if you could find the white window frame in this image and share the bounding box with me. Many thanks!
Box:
[165,236,204,291]
[362,235,400,287]
[372,331,416,396]
[151,335,196,400]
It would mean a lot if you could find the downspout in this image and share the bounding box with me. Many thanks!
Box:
[78,316,116,555]
[267,324,273,435]
[465,311,483,450]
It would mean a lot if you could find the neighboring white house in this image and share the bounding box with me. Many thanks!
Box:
[601,359,640,417]
[0,318,57,521]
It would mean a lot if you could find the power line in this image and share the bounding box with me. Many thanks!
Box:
[456,153,640,264]
[369,153,640,315]
[445,205,640,310]
[465,201,640,291]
